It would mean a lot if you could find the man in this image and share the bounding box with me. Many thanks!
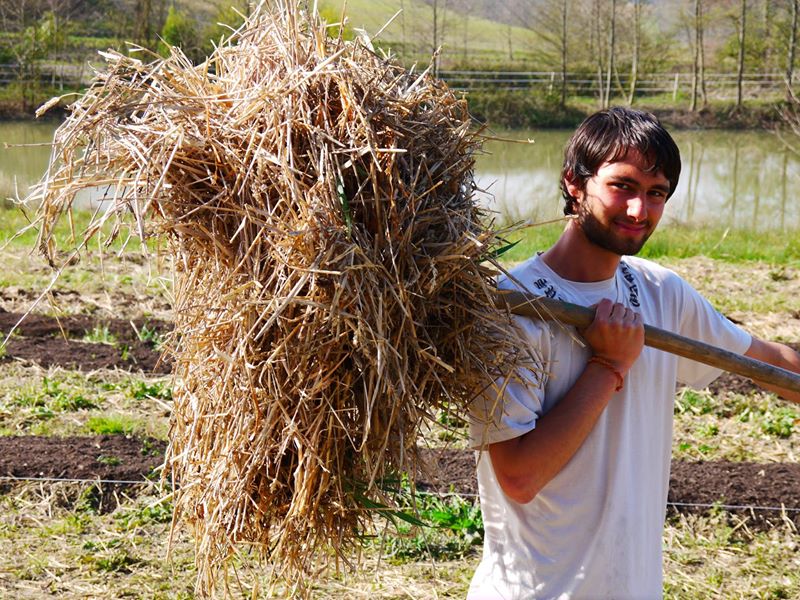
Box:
[468,107,800,599]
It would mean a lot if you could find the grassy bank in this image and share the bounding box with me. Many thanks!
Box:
[4,207,797,265]
[467,89,787,131]
[0,81,787,132]
[501,221,800,266]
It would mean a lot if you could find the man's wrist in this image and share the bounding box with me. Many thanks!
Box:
[587,356,625,392]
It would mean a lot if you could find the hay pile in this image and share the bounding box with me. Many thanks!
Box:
[30,2,530,595]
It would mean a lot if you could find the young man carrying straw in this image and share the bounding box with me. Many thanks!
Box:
[469,107,800,599]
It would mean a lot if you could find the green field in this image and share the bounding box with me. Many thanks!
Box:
[319,0,541,67]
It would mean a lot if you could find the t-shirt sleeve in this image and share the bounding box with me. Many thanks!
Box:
[675,278,752,389]
[468,315,550,450]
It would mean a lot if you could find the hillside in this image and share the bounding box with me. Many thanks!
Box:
[317,0,542,66]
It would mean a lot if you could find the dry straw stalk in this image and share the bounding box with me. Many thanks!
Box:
[28,2,532,596]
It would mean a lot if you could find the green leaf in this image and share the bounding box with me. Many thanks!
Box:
[488,239,520,259]
[337,178,353,237]
[352,491,429,528]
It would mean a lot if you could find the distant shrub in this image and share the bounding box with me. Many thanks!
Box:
[465,88,584,129]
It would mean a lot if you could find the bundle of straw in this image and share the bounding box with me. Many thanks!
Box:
[30,2,529,595]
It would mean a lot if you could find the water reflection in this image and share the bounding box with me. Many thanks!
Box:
[2,122,798,231]
[475,129,800,231]
[0,121,57,205]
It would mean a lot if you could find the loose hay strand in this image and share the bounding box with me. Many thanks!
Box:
[27,2,533,596]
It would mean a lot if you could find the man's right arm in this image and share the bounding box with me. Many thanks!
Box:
[488,299,645,504]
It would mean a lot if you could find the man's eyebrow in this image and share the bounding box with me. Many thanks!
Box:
[611,175,670,192]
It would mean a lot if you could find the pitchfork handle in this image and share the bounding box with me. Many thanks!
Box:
[497,290,800,395]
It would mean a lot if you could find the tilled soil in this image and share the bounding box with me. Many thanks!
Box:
[1,436,798,528]
[0,310,799,526]
[0,310,172,373]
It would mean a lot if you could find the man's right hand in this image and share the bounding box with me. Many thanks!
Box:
[581,298,645,376]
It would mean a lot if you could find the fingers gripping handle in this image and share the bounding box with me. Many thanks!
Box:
[496,289,800,395]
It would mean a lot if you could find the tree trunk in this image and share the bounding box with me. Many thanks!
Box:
[628,0,640,105]
[691,0,701,112]
[461,9,468,64]
[135,0,152,46]
[699,2,707,108]
[400,0,406,59]
[762,0,772,70]
[594,0,605,108]
[432,0,439,75]
[736,0,746,109]
[605,0,617,109]
[788,0,798,98]
[560,0,568,108]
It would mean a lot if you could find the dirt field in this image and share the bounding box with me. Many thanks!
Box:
[0,252,798,598]
[0,291,798,524]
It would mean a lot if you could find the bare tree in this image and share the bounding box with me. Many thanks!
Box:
[595,0,606,107]
[762,0,774,69]
[558,0,568,107]
[736,0,747,109]
[431,0,449,75]
[627,0,641,105]
[134,0,152,46]
[788,0,799,96]
[690,0,705,111]
[505,0,570,106]
[460,1,471,63]
[604,0,617,108]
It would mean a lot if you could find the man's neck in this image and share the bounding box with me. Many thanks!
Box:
[540,222,622,282]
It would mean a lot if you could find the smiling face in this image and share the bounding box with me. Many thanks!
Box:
[565,152,670,257]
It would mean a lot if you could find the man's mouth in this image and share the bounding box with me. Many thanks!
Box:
[614,220,649,233]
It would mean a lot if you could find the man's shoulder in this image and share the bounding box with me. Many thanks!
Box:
[498,254,548,291]
[622,255,685,286]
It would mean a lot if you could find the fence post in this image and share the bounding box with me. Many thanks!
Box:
[672,73,679,101]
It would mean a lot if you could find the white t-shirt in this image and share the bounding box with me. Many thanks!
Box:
[468,255,751,600]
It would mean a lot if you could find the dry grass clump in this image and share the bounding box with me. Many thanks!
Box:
[27,2,530,596]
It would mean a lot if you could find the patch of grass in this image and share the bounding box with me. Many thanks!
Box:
[0,206,151,254]
[500,223,800,266]
[42,513,89,536]
[83,325,118,345]
[115,500,173,531]
[0,366,173,439]
[90,549,140,573]
[128,380,173,402]
[133,322,164,349]
[96,454,122,466]
[664,511,800,599]
[11,376,98,413]
[85,415,138,435]
[675,389,716,416]
[760,407,800,439]
[75,486,103,514]
[673,388,800,462]
[377,488,483,562]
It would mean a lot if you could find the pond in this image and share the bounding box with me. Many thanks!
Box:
[476,128,800,232]
[2,121,798,232]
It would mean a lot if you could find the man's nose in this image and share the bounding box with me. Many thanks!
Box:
[627,196,648,222]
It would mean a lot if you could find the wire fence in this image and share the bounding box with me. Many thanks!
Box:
[2,474,798,515]
[0,63,792,101]
[0,61,92,88]
[439,70,792,100]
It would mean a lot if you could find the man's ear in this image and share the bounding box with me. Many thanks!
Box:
[563,173,583,203]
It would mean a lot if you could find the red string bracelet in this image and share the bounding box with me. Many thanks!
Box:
[588,356,625,392]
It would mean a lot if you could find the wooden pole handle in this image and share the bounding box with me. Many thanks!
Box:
[496,289,800,395]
